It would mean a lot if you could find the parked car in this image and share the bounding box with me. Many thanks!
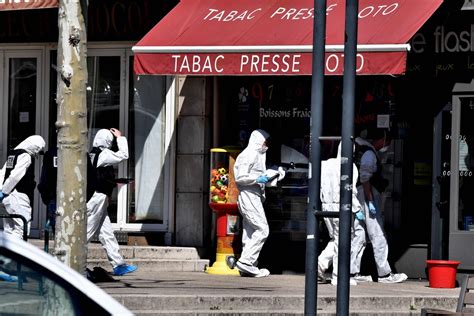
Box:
[0,231,132,315]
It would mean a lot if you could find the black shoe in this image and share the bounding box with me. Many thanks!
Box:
[225,256,237,269]
[87,267,117,283]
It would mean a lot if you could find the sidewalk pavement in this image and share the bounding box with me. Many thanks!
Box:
[98,270,457,297]
[96,270,460,314]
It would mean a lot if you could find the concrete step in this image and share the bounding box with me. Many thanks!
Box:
[87,258,209,272]
[132,310,304,315]
[131,311,419,316]
[109,294,458,315]
[28,239,210,272]
[86,244,203,260]
[98,272,459,316]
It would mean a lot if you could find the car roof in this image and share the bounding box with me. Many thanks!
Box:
[0,232,132,316]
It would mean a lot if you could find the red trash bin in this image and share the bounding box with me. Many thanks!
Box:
[426,260,461,288]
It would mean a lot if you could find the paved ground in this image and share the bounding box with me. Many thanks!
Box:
[98,270,459,297]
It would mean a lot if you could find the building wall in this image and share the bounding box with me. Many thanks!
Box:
[175,76,212,247]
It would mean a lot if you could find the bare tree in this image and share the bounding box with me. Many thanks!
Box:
[54,0,88,273]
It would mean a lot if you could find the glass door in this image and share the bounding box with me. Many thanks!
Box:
[125,52,175,232]
[47,47,174,234]
[87,48,175,233]
[1,50,44,236]
[449,94,474,268]
[86,50,124,227]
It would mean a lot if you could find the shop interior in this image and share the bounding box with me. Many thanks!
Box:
[213,75,434,274]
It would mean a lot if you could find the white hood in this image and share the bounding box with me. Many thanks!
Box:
[93,129,114,150]
[247,129,270,154]
[15,135,45,156]
[355,137,375,150]
[233,129,270,190]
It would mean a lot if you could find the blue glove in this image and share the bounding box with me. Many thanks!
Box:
[368,201,377,216]
[256,175,269,184]
[355,211,365,221]
[0,191,6,203]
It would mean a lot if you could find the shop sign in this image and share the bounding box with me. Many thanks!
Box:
[0,0,58,11]
[409,15,474,77]
[137,51,406,75]
[135,0,444,75]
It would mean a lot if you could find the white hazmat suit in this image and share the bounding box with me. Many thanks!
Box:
[233,129,271,277]
[86,129,134,275]
[350,137,407,283]
[0,135,45,239]
[318,143,361,285]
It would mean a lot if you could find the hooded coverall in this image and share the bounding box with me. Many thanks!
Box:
[318,143,361,282]
[350,139,392,277]
[233,129,270,269]
[87,129,128,268]
[0,135,45,239]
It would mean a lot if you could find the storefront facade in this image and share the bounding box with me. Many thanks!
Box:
[2,0,474,276]
[132,0,449,274]
[405,0,474,270]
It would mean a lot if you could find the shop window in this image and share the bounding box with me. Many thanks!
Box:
[127,63,167,224]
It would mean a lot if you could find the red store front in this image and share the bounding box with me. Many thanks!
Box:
[132,0,441,273]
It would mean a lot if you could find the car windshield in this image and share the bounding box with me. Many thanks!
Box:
[0,249,109,315]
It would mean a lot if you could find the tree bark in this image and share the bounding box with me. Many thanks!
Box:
[54,0,88,273]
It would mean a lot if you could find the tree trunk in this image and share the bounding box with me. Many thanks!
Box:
[54,0,88,273]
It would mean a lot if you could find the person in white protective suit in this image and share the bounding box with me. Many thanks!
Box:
[87,128,137,276]
[232,129,274,277]
[0,135,45,239]
[318,142,363,286]
[350,136,407,284]
[0,135,45,282]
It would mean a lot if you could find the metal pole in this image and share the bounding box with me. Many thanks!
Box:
[431,109,443,260]
[336,0,358,314]
[305,0,327,314]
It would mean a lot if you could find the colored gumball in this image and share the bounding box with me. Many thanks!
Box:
[218,167,227,175]
[220,174,228,185]
[216,180,223,187]
[212,195,220,202]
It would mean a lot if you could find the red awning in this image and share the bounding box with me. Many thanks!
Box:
[133,0,442,76]
[0,0,58,11]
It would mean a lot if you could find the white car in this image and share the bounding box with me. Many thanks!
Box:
[0,231,132,315]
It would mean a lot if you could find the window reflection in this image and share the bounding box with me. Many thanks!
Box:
[8,58,37,151]
[87,56,121,223]
[128,60,167,224]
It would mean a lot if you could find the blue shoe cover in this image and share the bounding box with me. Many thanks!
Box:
[0,271,18,282]
[113,264,137,276]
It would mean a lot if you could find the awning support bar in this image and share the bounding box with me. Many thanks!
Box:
[132,44,410,54]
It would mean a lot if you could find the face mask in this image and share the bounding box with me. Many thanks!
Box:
[378,145,390,153]
[259,145,268,154]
